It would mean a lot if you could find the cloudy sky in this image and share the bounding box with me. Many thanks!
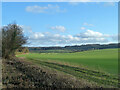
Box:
[2,2,118,47]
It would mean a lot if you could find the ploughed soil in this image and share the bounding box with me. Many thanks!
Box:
[2,57,100,89]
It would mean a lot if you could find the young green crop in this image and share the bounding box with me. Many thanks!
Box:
[17,48,118,75]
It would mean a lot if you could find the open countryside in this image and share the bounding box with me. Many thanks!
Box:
[2,2,118,89]
[17,48,118,87]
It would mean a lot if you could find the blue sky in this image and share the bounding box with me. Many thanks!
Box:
[2,2,118,46]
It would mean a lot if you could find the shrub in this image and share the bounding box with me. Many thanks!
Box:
[2,23,27,59]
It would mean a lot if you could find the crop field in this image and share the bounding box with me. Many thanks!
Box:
[17,48,118,87]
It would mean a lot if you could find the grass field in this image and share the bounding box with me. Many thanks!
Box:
[17,48,118,87]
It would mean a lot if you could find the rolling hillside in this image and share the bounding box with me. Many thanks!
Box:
[17,48,118,87]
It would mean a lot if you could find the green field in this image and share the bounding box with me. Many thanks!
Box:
[17,48,118,74]
[17,48,118,87]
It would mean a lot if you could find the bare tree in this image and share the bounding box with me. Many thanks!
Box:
[0,29,2,58]
[2,23,27,59]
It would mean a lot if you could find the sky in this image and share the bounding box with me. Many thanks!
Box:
[2,2,118,47]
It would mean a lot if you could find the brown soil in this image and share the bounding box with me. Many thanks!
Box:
[2,57,99,89]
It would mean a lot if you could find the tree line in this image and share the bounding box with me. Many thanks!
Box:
[29,43,119,53]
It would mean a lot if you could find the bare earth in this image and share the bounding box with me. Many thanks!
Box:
[2,57,100,88]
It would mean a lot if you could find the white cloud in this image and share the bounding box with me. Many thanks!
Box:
[33,32,45,39]
[3,25,117,46]
[26,4,66,13]
[26,5,48,13]
[50,26,66,32]
[27,29,117,46]
[76,29,110,38]
[20,25,117,46]
[68,2,116,7]
[104,2,116,6]
[83,22,94,27]
[20,25,33,33]
[110,34,118,41]
[68,2,80,5]
[80,27,86,30]
[82,29,103,38]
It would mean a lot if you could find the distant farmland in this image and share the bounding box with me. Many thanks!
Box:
[17,48,118,87]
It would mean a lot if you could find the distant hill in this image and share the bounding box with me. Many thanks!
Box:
[28,43,119,53]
